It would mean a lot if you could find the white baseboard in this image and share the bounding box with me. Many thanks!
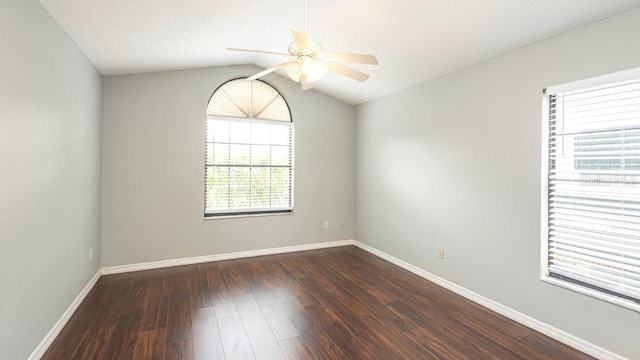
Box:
[28,269,102,360]
[101,239,355,275]
[353,241,625,360]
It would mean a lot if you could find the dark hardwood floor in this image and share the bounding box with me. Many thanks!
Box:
[42,246,594,359]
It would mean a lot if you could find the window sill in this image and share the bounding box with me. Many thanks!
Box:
[204,210,294,220]
[540,275,640,313]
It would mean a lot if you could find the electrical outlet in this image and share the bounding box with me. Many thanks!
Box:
[89,248,94,261]
[339,220,345,228]
[323,221,329,229]
[437,247,445,259]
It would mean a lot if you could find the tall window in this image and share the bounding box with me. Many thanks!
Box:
[542,68,640,311]
[205,78,293,217]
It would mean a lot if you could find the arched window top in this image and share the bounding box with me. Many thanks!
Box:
[207,78,291,122]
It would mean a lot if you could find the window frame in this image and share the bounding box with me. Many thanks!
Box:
[204,78,294,219]
[540,67,640,312]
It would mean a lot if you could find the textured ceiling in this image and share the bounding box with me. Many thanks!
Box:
[39,0,640,105]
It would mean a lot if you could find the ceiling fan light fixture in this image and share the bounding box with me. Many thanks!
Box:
[300,57,327,83]
[285,62,302,82]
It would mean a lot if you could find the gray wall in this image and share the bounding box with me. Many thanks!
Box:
[0,0,102,358]
[355,7,640,359]
[101,65,355,267]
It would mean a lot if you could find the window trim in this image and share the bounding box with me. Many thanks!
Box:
[540,67,640,313]
[203,209,294,220]
[204,78,294,219]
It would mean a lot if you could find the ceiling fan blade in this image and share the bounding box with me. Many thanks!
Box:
[291,29,311,49]
[326,63,370,82]
[227,48,289,57]
[247,61,297,81]
[325,52,379,65]
[300,73,314,90]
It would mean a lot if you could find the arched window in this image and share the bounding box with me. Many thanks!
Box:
[205,78,294,217]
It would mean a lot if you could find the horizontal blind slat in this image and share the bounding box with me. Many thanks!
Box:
[549,231,640,253]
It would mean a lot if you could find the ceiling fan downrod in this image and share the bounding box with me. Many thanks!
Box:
[304,0,308,33]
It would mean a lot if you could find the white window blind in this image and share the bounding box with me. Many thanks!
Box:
[204,78,294,217]
[205,117,293,216]
[545,76,640,305]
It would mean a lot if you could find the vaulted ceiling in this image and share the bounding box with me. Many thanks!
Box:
[40,0,640,105]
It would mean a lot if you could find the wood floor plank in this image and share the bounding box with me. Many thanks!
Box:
[251,257,295,299]
[189,265,209,310]
[263,307,300,341]
[235,259,284,314]
[312,257,391,313]
[390,299,515,359]
[407,327,475,360]
[356,328,406,360]
[139,274,170,332]
[42,246,596,360]
[297,253,375,316]
[322,250,403,303]
[297,276,369,334]
[192,307,224,360]
[213,297,239,320]
[279,336,314,360]
[221,261,251,297]
[165,289,193,344]
[204,262,240,320]
[217,315,256,360]
[304,304,376,360]
[278,297,347,360]
[72,306,120,359]
[277,254,314,279]
[362,312,442,360]
[133,328,166,360]
[263,257,321,307]
[234,293,286,360]
[70,277,131,359]
[102,308,144,360]
[165,338,195,360]
[259,257,319,307]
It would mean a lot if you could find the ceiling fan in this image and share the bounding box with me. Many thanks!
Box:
[227,0,378,90]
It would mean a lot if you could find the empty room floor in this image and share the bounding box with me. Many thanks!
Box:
[42,246,594,359]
